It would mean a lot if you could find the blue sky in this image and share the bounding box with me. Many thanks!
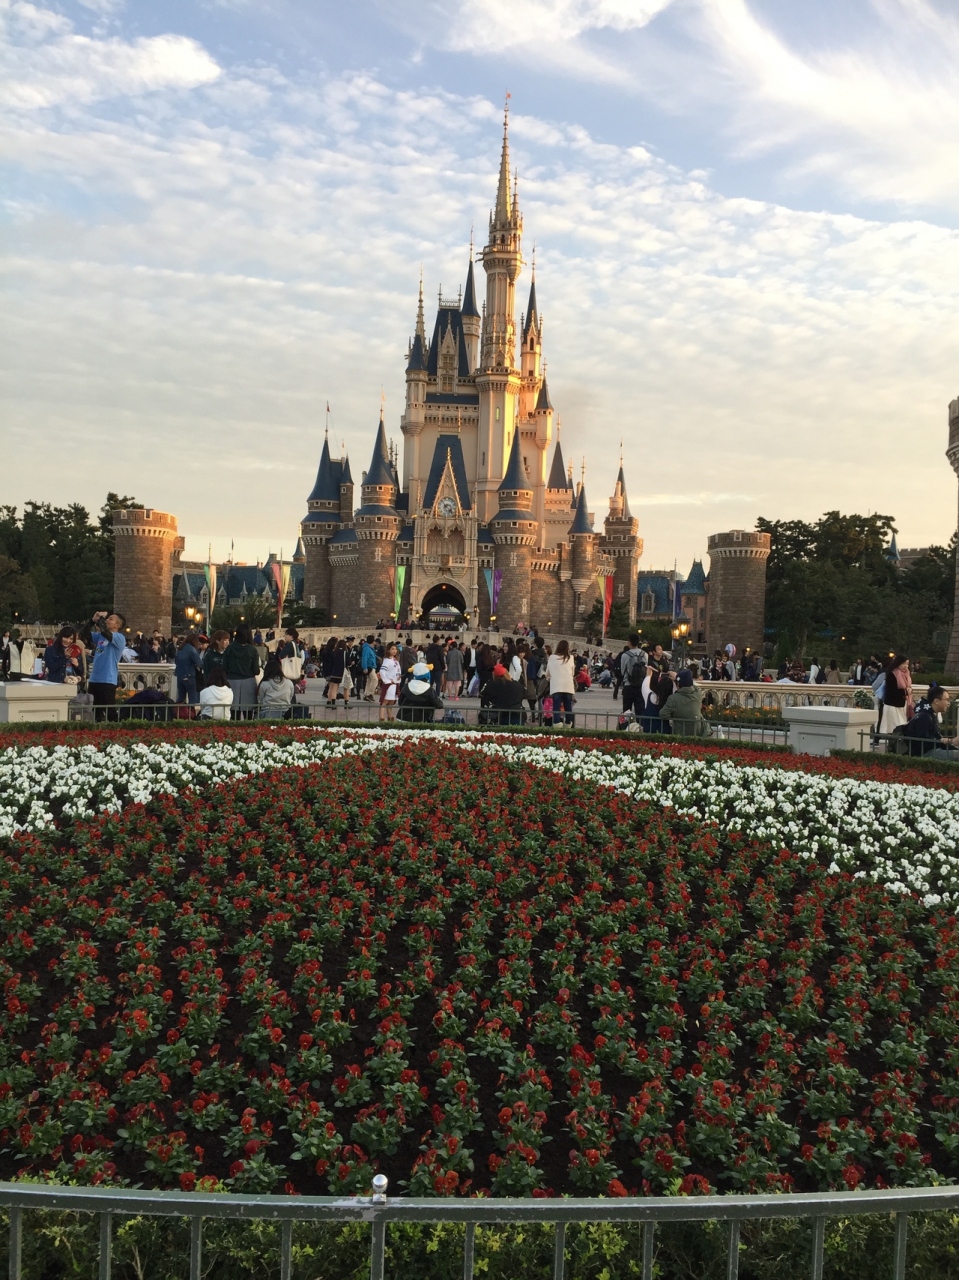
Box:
[3,0,959,569]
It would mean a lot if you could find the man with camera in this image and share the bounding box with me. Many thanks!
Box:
[86,610,127,717]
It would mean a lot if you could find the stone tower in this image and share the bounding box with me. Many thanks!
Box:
[601,464,642,626]
[490,429,537,627]
[946,397,959,677]
[112,507,184,635]
[705,529,771,656]
[351,412,402,626]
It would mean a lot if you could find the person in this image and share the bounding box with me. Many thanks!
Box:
[445,641,464,700]
[620,635,647,718]
[86,611,127,717]
[640,662,673,732]
[0,630,10,680]
[879,654,911,736]
[258,657,295,719]
[647,643,670,675]
[660,669,709,737]
[898,685,959,760]
[203,630,231,678]
[424,634,446,694]
[174,633,203,705]
[324,639,347,709]
[825,659,843,685]
[546,639,576,727]
[360,635,379,700]
[378,642,402,721]
[808,657,823,684]
[223,625,261,718]
[397,661,444,723]
[43,627,83,684]
[198,666,234,720]
[276,628,302,680]
[480,662,527,724]
[144,636,166,664]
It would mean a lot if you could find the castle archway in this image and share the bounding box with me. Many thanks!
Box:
[419,581,467,623]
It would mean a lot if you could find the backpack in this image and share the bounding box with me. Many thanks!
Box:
[625,652,646,687]
[814,668,827,685]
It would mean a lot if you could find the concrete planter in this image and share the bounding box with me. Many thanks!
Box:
[0,680,78,723]
[782,704,876,756]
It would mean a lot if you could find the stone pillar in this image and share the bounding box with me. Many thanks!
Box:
[112,508,183,635]
[493,542,532,629]
[946,398,959,678]
[705,529,771,656]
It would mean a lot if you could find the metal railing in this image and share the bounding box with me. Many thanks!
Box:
[69,695,787,743]
[2,1177,957,1280]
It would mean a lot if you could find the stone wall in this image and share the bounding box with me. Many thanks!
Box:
[705,529,771,656]
[112,508,183,635]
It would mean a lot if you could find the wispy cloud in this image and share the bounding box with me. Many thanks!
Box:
[0,0,220,108]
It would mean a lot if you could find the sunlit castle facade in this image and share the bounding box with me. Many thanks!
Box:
[300,110,643,631]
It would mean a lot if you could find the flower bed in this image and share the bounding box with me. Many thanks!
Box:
[0,741,958,1198]
[3,727,959,904]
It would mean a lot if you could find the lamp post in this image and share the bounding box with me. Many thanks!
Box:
[671,618,690,669]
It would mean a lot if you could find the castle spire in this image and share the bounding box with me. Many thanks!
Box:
[462,254,480,319]
[416,272,426,341]
[493,99,512,228]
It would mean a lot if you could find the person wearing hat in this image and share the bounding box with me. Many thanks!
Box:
[660,669,710,737]
[397,661,444,723]
[480,662,527,726]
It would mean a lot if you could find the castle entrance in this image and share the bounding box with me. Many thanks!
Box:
[419,582,468,626]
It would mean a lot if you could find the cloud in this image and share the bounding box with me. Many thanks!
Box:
[426,0,675,51]
[0,10,957,566]
[0,1,220,108]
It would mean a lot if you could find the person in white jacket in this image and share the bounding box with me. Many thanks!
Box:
[198,667,234,720]
[546,639,576,727]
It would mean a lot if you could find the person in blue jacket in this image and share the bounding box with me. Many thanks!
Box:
[174,633,204,704]
[87,611,127,717]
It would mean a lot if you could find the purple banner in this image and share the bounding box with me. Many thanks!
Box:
[492,569,503,613]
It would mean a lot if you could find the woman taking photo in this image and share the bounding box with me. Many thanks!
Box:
[43,627,83,683]
[546,639,576,727]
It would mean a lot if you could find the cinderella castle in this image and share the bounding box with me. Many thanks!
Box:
[298,109,643,632]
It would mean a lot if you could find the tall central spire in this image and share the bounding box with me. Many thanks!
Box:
[493,101,512,228]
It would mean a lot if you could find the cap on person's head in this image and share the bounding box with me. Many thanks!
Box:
[492,663,508,678]
[412,662,430,678]
[677,669,694,688]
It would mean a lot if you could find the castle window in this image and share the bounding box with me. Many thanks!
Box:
[642,592,655,615]
[733,531,742,542]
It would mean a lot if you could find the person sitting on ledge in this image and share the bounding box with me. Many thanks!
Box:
[660,669,710,738]
[897,684,959,761]
[397,661,444,723]
[480,662,526,726]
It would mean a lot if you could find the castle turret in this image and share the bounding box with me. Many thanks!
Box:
[705,530,771,657]
[490,429,537,627]
[461,253,481,374]
[351,412,402,625]
[601,464,642,625]
[301,433,343,618]
[568,483,597,632]
[113,507,184,635]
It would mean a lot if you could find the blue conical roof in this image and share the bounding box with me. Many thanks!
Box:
[307,435,339,503]
[547,439,567,489]
[682,559,706,594]
[569,484,593,536]
[406,332,427,373]
[535,378,552,412]
[365,414,394,489]
[886,533,901,563]
[340,454,353,485]
[462,258,480,318]
[499,430,530,493]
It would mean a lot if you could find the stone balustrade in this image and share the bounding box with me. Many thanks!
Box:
[696,680,957,718]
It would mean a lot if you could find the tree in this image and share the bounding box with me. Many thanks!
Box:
[0,556,39,629]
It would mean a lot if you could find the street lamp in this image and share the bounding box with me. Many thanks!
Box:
[671,618,690,669]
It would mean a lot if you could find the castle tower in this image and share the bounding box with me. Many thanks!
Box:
[351,411,402,626]
[947,397,959,677]
[568,483,597,632]
[705,530,771,656]
[490,429,537,628]
[112,507,184,635]
[601,464,642,625]
[301,434,343,617]
[475,105,524,523]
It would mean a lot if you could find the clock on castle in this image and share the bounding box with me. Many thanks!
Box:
[300,106,643,631]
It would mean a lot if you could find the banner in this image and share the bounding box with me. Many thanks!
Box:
[483,568,494,614]
[492,569,503,615]
[270,560,291,627]
[204,561,216,622]
[394,565,406,619]
[596,572,614,638]
[673,577,682,620]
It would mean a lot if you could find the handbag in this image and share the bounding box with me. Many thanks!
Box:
[280,655,302,680]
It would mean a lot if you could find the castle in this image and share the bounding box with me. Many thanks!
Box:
[299,108,642,633]
[112,112,776,656]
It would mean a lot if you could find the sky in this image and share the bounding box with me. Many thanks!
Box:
[2,0,959,570]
